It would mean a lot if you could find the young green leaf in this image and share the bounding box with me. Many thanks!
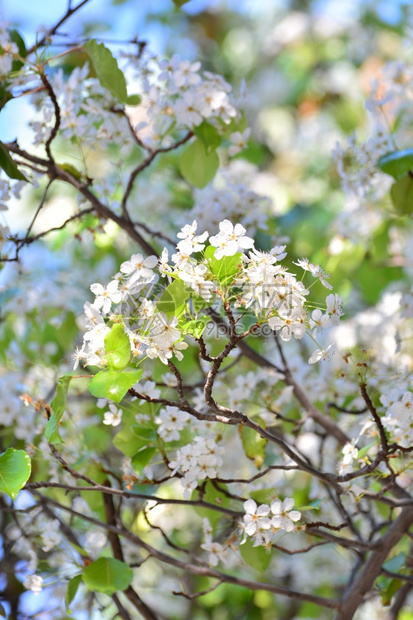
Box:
[82,558,133,595]
[194,121,222,154]
[298,498,324,511]
[179,138,219,189]
[240,538,271,572]
[250,489,276,505]
[125,94,142,105]
[390,175,413,215]
[131,447,156,474]
[378,150,413,180]
[8,29,26,72]
[89,369,143,403]
[84,40,128,103]
[0,448,31,500]
[0,142,27,181]
[58,163,84,182]
[66,574,82,610]
[113,425,157,457]
[192,480,230,531]
[104,324,131,370]
[378,577,403,607]
[181,316,210,339]
[45,375,72,444]
[357,441,377,460]
[239,423,267,469]
[157,279,192,318]
[204,245,242,285]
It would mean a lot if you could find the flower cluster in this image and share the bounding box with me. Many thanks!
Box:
[242,498,301,547]
[381,385,413,448]
[168,437,225,498]
[75,219,342,371]
[135,53,239,147]
[0,24,19,76]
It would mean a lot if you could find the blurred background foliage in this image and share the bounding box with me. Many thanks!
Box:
[1,2,412,617]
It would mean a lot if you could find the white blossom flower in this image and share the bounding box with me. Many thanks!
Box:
[270,498,301,532]
[90,280,122,314]
[209,220,254,259]
[243,499,271,537]
[24,574,43,595]
[228,128,251,157]
[120,253,158,284]
[103,403,123,426]
[41,519,61,552]
[308,343,335,364]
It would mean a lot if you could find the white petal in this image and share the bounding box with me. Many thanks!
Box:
[283,497,295,512]
[244,499,257,515]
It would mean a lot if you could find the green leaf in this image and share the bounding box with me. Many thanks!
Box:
[59,163,84,181]
[383,553,406,573]
[125,94,142,105]
[390,175,413,215]
[205,246,242,285]
[0,87,13,113]
[298,498,323,511]
[8,29,26,72]
[181,316,210,339]
[8,29,26,56]
[194,121,222,154]
[0,602,6,617]
[89,369,143,403]
[239,423,267,469]
[379,577,402,606]
[240,538,271,572]
[192,481,230,531]
[179,138,219,189]
[173,0,191,6]
[250,489,276,504]
[157,279,192,318]
[222,112,247,139]
[104,324,131,371]
[357,441,377,460]
[0,142,27,181]
[191,292,211,314]
[67,540,90,558]
[113,425,157,457]
[131,447,156,474]
[45,375,72,444]
[378,150,413,180]
[66,574,82,610]
[84,40,128,103]
[0,448,31,500]
[82,558,133,595]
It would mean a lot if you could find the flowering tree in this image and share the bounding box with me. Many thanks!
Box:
[1,2,413,619]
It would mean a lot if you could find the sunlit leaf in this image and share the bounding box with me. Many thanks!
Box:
[179,138,219,189]
[0,448,31,500]
[89,369,143,403]
[84,40,128,102]
[104,324,131,371]
[45,375,72,444]
[82,558,133,595]
[0,142,27,181]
